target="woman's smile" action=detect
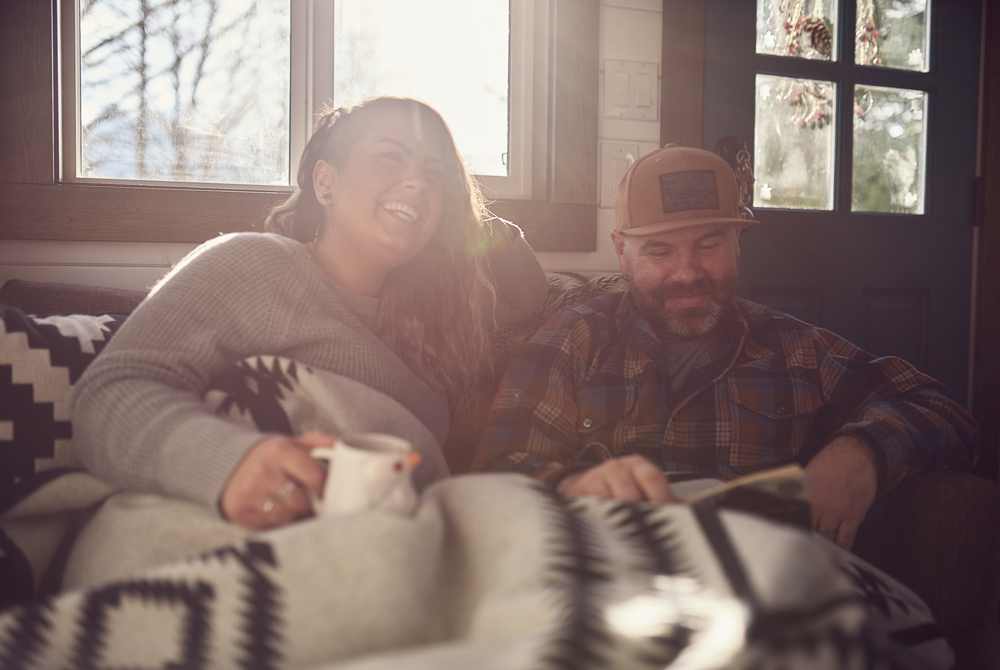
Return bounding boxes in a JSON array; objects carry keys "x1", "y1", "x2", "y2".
[{"x1": 381, "y1": 200, "x2": 420, "y2": 224}]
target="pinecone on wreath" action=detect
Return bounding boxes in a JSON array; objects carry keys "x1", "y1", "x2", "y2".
[{"x1": 801, "y1": 18, "x2": 832, "y2": 56}]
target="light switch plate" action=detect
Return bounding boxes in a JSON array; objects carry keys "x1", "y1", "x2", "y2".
[
  {"x1": 604, "y1": 60, "x2": 659, "y2": 121},
  {"x1": 601, "y1": 142, "x2": 640, "y2": 208}
]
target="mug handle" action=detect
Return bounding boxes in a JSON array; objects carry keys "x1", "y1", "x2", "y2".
[{"x1": 308, "y1": 446, "x2": 338, "y2": 513}]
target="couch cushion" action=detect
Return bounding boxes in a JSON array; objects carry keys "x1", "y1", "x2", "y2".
[
  {"x1": 0, "y1": 279, "x2": 147, "y2": 316},
  {"x1": 0, "y1": 307, "x2": 127, "y2": 494}
]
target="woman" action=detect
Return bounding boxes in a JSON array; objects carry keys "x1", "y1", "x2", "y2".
[{"x1": 70, "y1": 96, "x2": 547, "y2": 530}]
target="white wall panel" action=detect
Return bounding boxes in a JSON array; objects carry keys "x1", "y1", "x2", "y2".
[
  {"x1": 576, "y1": 0, "x2": 663, "y2": 272},
  {"x1": 599, "y1": 4, "x2": 662, "y2": 64}
]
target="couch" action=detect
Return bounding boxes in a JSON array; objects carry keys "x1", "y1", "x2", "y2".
[{"x1": 2, "y1": 276, "x2": 998, "y2": 668}]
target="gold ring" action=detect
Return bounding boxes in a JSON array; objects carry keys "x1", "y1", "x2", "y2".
[
  {"x1": 278, "y1": 481, "x2": 296, "y2": 500},
  {"x1": 263, "y1": 499, "x2": 275, "y2": 514}
]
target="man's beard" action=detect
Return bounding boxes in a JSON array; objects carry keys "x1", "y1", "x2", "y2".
[{"x1": 626, "y1": 264, "x2": 740, "y2": 341}]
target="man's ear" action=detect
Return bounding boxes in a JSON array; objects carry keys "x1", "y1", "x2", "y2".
[
  {"x1": 611, "y1": 230, "x2": 629, "y2": 276},
  {"x1": 313, "y1": 160, "x2": 338, "y2": 207}
]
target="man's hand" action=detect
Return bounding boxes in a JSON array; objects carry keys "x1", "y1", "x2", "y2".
[
  {"x1": 219, "y1": 430, "x2": 335, "y2": 529},
  {"x1": 805, "y1": 435, "x2": 878, "y2": 550},
  {"x1": 556, "y1": 455, "x2": 676, "y2": 504}
]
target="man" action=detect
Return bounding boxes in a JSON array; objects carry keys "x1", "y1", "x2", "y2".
[{"x1": 473, "y1": 145, "x2": 978, "y2": 550}]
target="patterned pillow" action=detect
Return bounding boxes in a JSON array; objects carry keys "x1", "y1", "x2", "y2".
[{"x1": 0, "y1": 306, "x2": 127, "y2": 494}]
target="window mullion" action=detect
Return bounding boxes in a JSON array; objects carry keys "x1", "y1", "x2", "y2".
[
  {"x1": 59, "y1": 0, "x2": 80, "y2": 184},
  {"x1": 835, "y1": 0, "x2": 857, "y2": 215}
]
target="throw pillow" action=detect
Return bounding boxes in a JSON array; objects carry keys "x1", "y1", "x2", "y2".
[{"x1": 0, "y1": 306, "x2": 127, "y2": 494}]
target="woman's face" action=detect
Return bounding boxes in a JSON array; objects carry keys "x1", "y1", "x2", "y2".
[{"x1": 317, "y1": 106, "x2": 450, "y2": 276}]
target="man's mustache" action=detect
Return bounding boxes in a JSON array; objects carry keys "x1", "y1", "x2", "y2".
[{"x1": 650, "y1": 277, "x2": 727, "y2": 301}]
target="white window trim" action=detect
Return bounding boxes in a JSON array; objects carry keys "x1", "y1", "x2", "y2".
[
  {"x1": 59, "y1": 0, "x2": 80, "y2": 187},
  {"x1": 59, "y1": 0, "x2": 538, "y2": 200},
  {"x1": 476, "y1": 0, "x2": 535, "y2": 200}
]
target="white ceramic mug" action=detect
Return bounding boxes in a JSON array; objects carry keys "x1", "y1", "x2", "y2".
[{"x1": 310, "y1": 433, "x2": 421, "y2": 517}]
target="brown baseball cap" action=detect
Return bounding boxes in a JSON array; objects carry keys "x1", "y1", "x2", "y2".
[{"x1": 615, "y1": 144, "x2": 759, "y2": 236}]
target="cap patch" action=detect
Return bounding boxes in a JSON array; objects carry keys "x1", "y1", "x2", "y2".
[{"x1": 659, "y1": 170, "x2": 719, "y2": 214}]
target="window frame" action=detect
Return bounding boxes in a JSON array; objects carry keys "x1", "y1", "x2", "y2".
[
  {"x1": 0, "y1": 0, "x2": 598, "y2": 251},
  {"x1": 61, "y1": 0, "x2": 536, "y2": 199},
  {"x1": 751, "y1": 0, "x2": 937, "y2": 219}
]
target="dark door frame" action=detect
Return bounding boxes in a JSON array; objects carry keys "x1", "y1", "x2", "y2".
[{"x1": 972, "y1": 0, "x2": 1000, "y2": 483}]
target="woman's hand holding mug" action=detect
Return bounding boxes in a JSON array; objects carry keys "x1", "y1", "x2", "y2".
[{"x1": 219, "y1": 430, "x2": 336, "y2": 530}]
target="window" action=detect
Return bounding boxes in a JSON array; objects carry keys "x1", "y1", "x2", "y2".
[
  {"x1": 752, "y1": 0, "x2": 931, "y2": 214},
  {"x1": 72, "y1": 0, "x2": 292, "y2": 186},
  {"x1": 64, "y1": 0, "x2": 534, "y2": 199},
  {"x1": 1, "y1": 0, "x2": 596, "y2": 249}
]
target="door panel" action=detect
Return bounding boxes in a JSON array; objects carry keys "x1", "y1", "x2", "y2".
[
  {"x1": 746, "y1": 286, "x2": 823, "y2": 324},
  {"x1": 703, "y1": 0, "x2": 981, "y2": 403},
  {"x1": 864, "y1": 289, "x2": 929, "y2": 370}
]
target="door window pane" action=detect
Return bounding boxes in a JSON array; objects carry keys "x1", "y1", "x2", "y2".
[
  {"x1": 855, "y1": 0, "x2": 929, "y2": 71},
  {"x1": 756, "y1": 0, "x2": 838, "y2": 61},
  {"x1": 334, "y1": 0, "x2": 510, "y2": 177},
  {"x1": 79, "y1": 0, "x2": 290, "y2": 185},
  {"x1": 754, "y1": 75, "x2": 836, "y2": 210},
  {"x1": 852, "y1": 85, "x2": 927, "y2": 213}
]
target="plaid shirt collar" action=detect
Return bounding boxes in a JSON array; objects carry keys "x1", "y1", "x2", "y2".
[{"x1": 614, "y1": 292, "x2": 793, "y2": 409}]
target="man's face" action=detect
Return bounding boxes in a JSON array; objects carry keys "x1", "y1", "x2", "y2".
[{"x1": 612, "y1": 225, "x2": 741, "y2": 341}]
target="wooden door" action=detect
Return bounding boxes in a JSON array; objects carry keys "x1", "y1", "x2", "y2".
[{"x1": 701, "y1": 0, "x2": 981, "y2": 407}]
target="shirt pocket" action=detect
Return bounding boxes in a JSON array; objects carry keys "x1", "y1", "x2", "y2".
[
  {"x1": 725, "y1": 375, "x2": 824, "y2": 472},
  {"x1": 573, "y1": 384, "x2": 643, "y2": 465},
  {"x1": 574, "y1": 368, "x2": 666, "y2": 466},
  {"x1": 572, "y1": 397, "x2": 619, "y2": 465}
]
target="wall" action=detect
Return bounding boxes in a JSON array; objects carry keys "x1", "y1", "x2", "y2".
[
  {"x1": 0, "y1": 240, "x2": 196, "y2": 293},
  {"x1": 0, "y1": 0, "x2": 662, "y2": 291},
  {"x1": 536, "y1": 0, "x2": 662, "y2": 272}
]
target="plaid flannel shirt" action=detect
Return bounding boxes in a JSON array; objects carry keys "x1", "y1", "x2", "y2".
[{"x1": 473, "y1": 293, "x2": 978, "y2": 493}]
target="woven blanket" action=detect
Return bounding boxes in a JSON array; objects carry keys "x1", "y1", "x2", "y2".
[
  {"x1": 0, "y1": 472, "x2": 925, "y2": 670},
  {"x1": 0, "y1": 354, "x2": 954, "y2": 669}
]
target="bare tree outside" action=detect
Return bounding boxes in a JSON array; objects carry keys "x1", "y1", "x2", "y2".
[
  {"x1": 79, "y1": 0, "x2": 290, "y2": 185},
  {"x1": 78, "y1": 0, "x2": 511, "y2": 185}
]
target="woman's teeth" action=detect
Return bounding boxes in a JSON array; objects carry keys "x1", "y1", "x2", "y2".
[{"x1": 382, "y1": 202, "x2": 418, "y2": 222}]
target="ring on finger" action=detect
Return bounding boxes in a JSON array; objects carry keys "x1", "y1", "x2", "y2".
[
  {"x1": 277, "y1": 481, "x2": 296, "y2": 500},
  {"x1": 263, "y1": 499, "x2": 275, "y2": 514}
]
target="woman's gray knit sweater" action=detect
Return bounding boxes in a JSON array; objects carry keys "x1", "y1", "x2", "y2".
[{"x1": 70, "y1": 232, "x2": 547, "y2": 509}]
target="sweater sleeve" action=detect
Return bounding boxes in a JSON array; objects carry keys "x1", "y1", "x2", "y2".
[
  {"x1": 70, "y1": 234, "x2": 306, "y2": 509},
  {"x1": 484, "y1": 222, "x2": 548, "y2": 328}
]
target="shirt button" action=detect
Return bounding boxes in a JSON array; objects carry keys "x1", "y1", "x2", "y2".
[
  {"x1": 776, "y1": 406, "x2": 786, "y2": 415},
  {"x1": 582, "y1": 418, "x2": 593, "y2": 428}
]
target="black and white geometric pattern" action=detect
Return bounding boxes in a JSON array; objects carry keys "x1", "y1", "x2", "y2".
[
  {"x1": 205, "y1": 356, "x2": 307, "y2": 436},
  {"x1": 0, "y1": 307, "x2": 126, "y2": 493},
  {"x1": 836, "y1": 557, "x2": 953, "y2": 666},
  {"x1": 0, "y1": 540, "x2": 282, "y2": 670},
  {"x1": 0, "y1": 469, "x2": 955, "y2": 669}
]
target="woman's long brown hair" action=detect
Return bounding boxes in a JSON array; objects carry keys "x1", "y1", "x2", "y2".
[{"x1": 264, "y1": 97, "x2": 497, "y2": 412}]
